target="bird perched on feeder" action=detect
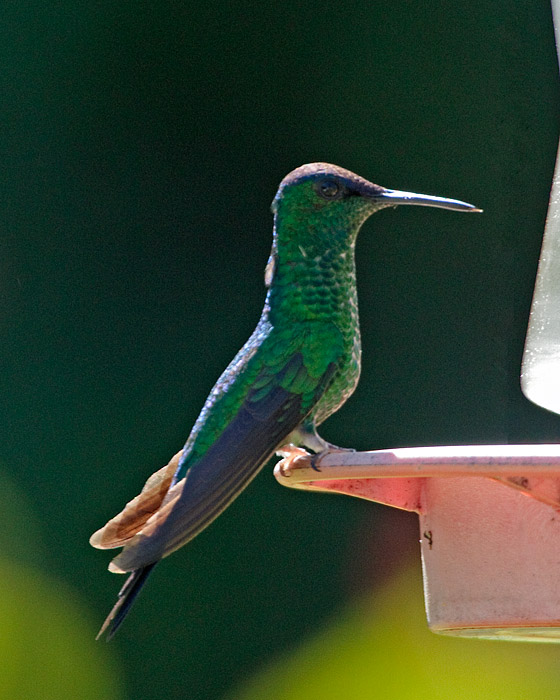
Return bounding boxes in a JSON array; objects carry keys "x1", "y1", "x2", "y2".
[{"x1": 91, "y1": 162, "x2": 480, "y2": 638}]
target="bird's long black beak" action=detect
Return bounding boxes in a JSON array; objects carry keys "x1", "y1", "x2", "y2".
[{"x1": 375, "y1": 188, "x2": 482, "y2": 213}]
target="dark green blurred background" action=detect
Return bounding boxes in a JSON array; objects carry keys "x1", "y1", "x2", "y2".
[{"x1": 1, "y1": 1, "x2": 560, "y2": 698}]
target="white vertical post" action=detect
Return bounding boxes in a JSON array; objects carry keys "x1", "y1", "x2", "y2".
[{"x1": 521, "y1": 0, "x2": 560, "y2": 414}]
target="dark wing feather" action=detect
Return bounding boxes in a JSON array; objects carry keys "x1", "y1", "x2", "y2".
[
  {"x1": 96, "y1": 563, "x2": 157, "y2": 640},
  {"x1": 110, "y1": 353, "x2": 336, "y2": 573},
  {"x1": 96, "y1": 353, "x2": 336, "y2": 639}
]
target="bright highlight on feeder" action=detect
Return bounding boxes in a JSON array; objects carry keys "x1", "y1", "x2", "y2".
[{"x1": 522, "y1": 121, "x2": 560, "y2": 414}]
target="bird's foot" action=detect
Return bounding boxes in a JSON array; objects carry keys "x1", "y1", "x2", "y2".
[
  {"x1": 276, "y1": 444, "x2": 312, "y2": 477},
  {"x1": 276, "y1": 442, "x2": 356, "y2": 475}
]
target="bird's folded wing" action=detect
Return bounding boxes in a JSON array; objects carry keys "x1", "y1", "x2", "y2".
[{"x1": 105, "y1": 351, "x2": 337, "y2": 573}]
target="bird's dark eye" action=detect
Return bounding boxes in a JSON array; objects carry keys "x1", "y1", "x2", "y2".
[{"x1": 315, "y1": 178, "x2": 342, "y2": 200}]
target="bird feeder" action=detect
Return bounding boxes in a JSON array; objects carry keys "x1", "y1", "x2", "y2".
[
  {"x1": 275, "y1": 445, "x2": 560, "y2": 642},
  {"x1": 275, "y1": 0, "x2": 560, "y2": 643}
]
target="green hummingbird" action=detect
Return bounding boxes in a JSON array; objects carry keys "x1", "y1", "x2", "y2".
[{"x1": 91, "y1": 163, "x2": 480, "y2": 638}]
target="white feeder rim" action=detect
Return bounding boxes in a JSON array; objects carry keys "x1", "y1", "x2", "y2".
[{"x1": 274, "y1": 444, "x2": 560, "y2": 485}]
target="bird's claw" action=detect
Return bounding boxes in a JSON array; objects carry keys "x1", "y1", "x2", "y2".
[
  {"x1": 309, "y1": 453, "x2": 322, "y2": 472},
  {"x1": 275, "y1": 444, "x2": 311, "y2": 477},
  {"x1": 276, "y1": 443, "x2": 356, "y2": 475}
]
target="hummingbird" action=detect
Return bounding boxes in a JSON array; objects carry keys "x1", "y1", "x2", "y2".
[{"x1": 90, "y1": 163, "x2": 480, "y2": 638}]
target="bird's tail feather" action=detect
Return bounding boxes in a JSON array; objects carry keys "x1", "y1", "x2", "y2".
[{"x1": 96, "y1": 562, "x2": 157, "y2": 641}]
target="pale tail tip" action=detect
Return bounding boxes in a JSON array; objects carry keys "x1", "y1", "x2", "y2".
[
  {"x1": 89, "y1": 530, "x2": 103, "y2": 548},
  {"x1": 108, "y1": 561, "x2": 127, "y2": 574}
]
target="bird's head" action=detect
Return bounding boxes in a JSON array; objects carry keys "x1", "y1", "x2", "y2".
[
  {"x1": 264, "y1": 162, "x2": 480, "y2": 288},
  {"x1": 271, "y1": 162, "x2": 481, "y2": 232}
]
